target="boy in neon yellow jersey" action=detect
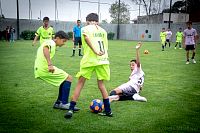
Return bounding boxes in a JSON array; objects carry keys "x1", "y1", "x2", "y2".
[
  {"x1": 65, "y1": 13, "x2": 112, "y2": 119},
  {"x1": 174, "y1": 28, "x2": 183, "y2": 49},
  {"x1": 33, "y1": 17, "x2": 55, "y2": 46},
  {"x1": 160, "y1": 28, "x2": 167, "y2": 51},
  {"x1": 34, "y1": 31, "x2": 79, "y2": 111}
]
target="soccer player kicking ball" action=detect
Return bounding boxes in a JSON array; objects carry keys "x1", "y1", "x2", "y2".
[
  {"x1": 34, "y1": 31, "x2": 79, "y2": 111},
  {"x1": 109, "y1": 42, "x2": 147, "y2": 103},
  {"x1": 183, "y1": 21, "x2": 198, "y2": 64},
  {"x1": 65, "y1": 13, "x2": 112, "y2": 119}
]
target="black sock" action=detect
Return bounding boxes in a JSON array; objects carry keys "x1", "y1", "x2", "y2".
[
  {"x1": 72, "y1": 49, "x2": 75, "y2": 56},
  {"x1": 61, "y1": 81, "x2": 71, "y2": 104},
  {"x1": 119, "y1": 95, "x2": 133, "y2": 101},
  {"x1": 79, "y1": 48, "x2": 81, "y2": 55},
  {"x1": 165, "y1": 43, "x2": 166, "y2": 47},
  {"x1": 175, "y1": 43, "x2": 178, "y2": 47},
  {"x1": 56, "y1": 82, "x2": 64, "y2": 103},
  {"x1": 69, "y1": 101, "x2": 76, "y2": 110},
  {"x1": 192, "y1": 53, "x2": 195, "y2": 59},
  {"x1": 169, "y1": 43, "x2": 171, "y2": 47},
  {"x1": 103, "y1": 98, "x2": 111, "y2": 113},
  {"x1": 162, "y1": 45, "x2": 164, "y2": 50}
]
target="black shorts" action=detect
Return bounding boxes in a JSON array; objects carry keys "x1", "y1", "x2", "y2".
[
  {"x1": 74, "y1": 37, "x2": 82, "y2": 46},
  {"x1": 185, "y1": 45, "x2": 195, "y2": 51},
  {"x1": 166, "y1": 39, "x2": 170, "y2": 42}
]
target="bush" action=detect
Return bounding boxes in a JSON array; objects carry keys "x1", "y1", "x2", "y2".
[
  {"x1": 107, "y1": 32, "x2": 115, "y2": 40},
  {"x1": 67, "y1": 31, "x2": 73, "y2": 39},
  {"x1": 20, "y1": 30, "x2": 35, "y2": 40}
]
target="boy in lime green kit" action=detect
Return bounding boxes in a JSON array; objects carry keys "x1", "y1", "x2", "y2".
[
  {"x1": 34, "y1": 31, "x2": 79, "y2": 111},
  {"x1": 174, "y1": 28, "x2": 183, "y2": 49},
  {"x1": 160, "y1": 28, "x2": 167, "y2": 51},
  {"x1": 33, "y1": 17, "x2": 55, "y2": 46},
  {"x1": 65, "y1": 13, "x2": 112, "y2": 119}
]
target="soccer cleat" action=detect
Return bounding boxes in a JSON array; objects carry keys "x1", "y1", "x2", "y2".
[
  {"x1": 59, "y1": 103, "x2": 70, "y2": 110},
  {"x1": 79, "y1": 54, "x2": 83, "y2": 56},
  {"x1": 174, "y1": 47, "x2": 176, "y2": 49},
  {"x1": 192, "y1": 59, "x2": 196, "y2": 64},
  {"x1": 65, "y1": 110, "x2": 73, "y2": 119},
  {"x1": 98, "y1": 111, "x2": 113, "y2": 117},
  {"x1": 132, "y1": 94, "x2": 147, "y2": 102},
  {"x1": 186, "y1": 61, "x2": 189, "y2": 65},
  {"x1": 53, "y1": 102, "x2": 61, "y2": 109}
]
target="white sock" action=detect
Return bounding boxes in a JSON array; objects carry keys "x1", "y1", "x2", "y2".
[{"x1": 132, "y1": 93, "x2": 147, "y2": 102}]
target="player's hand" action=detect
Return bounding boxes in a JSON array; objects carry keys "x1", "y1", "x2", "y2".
[
  {"x1": 48, "y1": 65, "x2": 55, "y2": 73},
  {"x1": 136, "y1": 42, "x2": 142, "y2": 50},
  {"x1": 95, "y1": 50, "x2": 104, "y2": 56}
]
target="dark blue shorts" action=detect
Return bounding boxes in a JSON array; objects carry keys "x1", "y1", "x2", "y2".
[{"x1": 74, "y1": 37, "x2": 82, "y2": 46}]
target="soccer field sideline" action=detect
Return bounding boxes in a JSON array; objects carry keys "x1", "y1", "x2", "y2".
[{"x1": 0, "y1": 40, "x2": 200, "y2": 132}]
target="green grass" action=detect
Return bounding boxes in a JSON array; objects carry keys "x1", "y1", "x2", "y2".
[{"x1": 0, "y1": 40, "x2": 200, "y2": 133}]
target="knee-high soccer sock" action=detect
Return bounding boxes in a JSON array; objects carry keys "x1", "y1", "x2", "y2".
[
  {"x1": 165, "y1": 42, "x2": 167, "y2": 47},
  {"x1": 175, "y1": 42, "x2": 178, "y2": 47},
  {"x1": 192, "y1": 52, "x2": 196, "y2": 59},
  {"x1": 169, "y1": 42, "x2": 171, "y2": 47},
  {"x1": 119, "y1": 95, "x2": 133, "y2": 101},
  {"x1": 61, "y1": 81, "x2": 71, "y2": 104},
  {"x1": 55, "y1": 82, "x2": 64, "y2": 104},
  {"x1": 79, "y1": 48, "x2": 82, "y2": 56},
  {"x1": 103, "y1": 98, "x2": 111, "y2": 113},
  {"x1": 179, "y1": 43, "x2": 181, "y2": 48},
  {"x1": 69, "y1": 101, "x2": 76, "y2": 111},
  {"x1": 72, "y1": 48, "x2": 75, "y2": 56},
  {"x1": 162, "y1": 45, "x2": 164, "y2": 50}
]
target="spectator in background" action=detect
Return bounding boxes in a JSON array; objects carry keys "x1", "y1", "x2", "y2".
[
  {"x1": 9, "y1": 26, "x2": 15, "y2": 43},
  {"x1": 5, "y1": 26, "x2": 10, "y2": 42}
]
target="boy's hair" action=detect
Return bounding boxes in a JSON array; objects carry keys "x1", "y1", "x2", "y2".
[
  {"x1": 186, "y1": 21, "x2": 192, "y2": 25},
  {"x1": 55, "y1": 31, "x2": 69, "y2": 40},
  {"x1": 179, "y1": 27, "x2": 182, "y2": 30},
  {"x1": 130, "y1": 59, "x2": 136, "y2": 63},
  {"x1": 86, "y1": 13, "x2": 99, "y2": 22},
  {"x1": 43, "y1": 17, "x2": 49, "y2": 22},
  {"x1": 162, "y1": 28, "x2": 165, "y2": 30},
  {"x1": 77, "y1": 20, "x2": 81, "y2": 22}
]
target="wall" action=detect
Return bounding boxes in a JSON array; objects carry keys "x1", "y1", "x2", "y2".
[{"x1": 0, "y1": 18, "x2": 199, "y2": 42}]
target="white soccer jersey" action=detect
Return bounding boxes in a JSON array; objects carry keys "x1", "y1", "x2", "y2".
[
  {"x1": 184, "y1": 28, "x2": 197, "y2": 45},
  {"x1": 166, "y1": 31, "x2": 172, "y2": 39},
  {"x1": 127, "y1": 65, "x2": 145, "y2": 93}
]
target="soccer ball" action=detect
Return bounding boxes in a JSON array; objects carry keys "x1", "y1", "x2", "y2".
[
  {"x1": 90, "y1": 99, "x2": 104, "y2": 113},
  {"x1": 144, "y1": 50, "x2": 149, "y2": 54}
]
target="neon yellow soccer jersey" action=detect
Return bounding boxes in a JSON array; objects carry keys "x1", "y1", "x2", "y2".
[
  {"x1": 34, "y1": 40, "x2": 56, "y2": 71},
  {"x1": 160, "y1": 31, "x2": 167, "y2": 42},
  {"x1": 35, "y1": 26, "x2": 55, "y2": 44},
  {"x1": 176, "y1": 31, "x2": 183, "y2": 42},
  {"x1": 81, "y1": 25, "x2": 109, "y2": 68}
]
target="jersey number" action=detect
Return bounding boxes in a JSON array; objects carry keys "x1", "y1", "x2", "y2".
[
  {"x1": 98, "y1": 41, "x2": 105, "y2": 53},
  {"x1": 138, "y1": 77, "x2": 143, "y2": 85}
]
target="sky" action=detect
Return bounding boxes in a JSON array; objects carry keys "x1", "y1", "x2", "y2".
[{"x1": 0, "y1": 0, "x2": 174, "y2": 22}]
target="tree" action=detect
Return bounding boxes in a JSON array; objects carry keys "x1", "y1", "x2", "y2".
[
  {"x1": 101, "y1": 19, "x2": 108, "y2": 24},
  {"x1": 109, "y1": 1, "x2": 130, "y2": 24},
  {"x1": 131, "y1": 0, "x2": 160, "y2": 16}
]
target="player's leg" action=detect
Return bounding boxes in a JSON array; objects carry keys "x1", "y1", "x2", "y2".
[
  {"x1": 175, "y1": 41, "x2": 178, "y2": 49},
  {"x1": 169, "y1": 40, "x2": 171, "y2": 48},
  {"x1": 186, "y1": 46, "x2": 190, "y2": 64},
  {"x1": 191, "y1": 45, "x2": 196, "y2": 64},
  {"x1": 95, "y1": 65, "x2": 112, "y2": 117},
  {"x1": 97, "y1": 80, "x2": 113, "y2": 117},
  {"x1": 78, "y1": 37, "x2": 83, "y2": 56},
  {"x1": 65, "y1": 67, "x2": 93, "y2": 118},
  {"x1": 132, "y1": 93, "x2": 147, "y2": 102},
  {"x1": 71, "y1": 38, "x2": 78, "y2": 56},
  {"x1": 162, "y1": 41, "x2": 165, "y2": 51}
]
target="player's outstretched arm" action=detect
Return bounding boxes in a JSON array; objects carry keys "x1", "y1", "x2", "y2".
[
  {"x1": 136, "y1": 42, "x2": 142, "y2": 68},
  {"x1": 43, "y1": 46, "x2": 54, "y2": 73}
]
